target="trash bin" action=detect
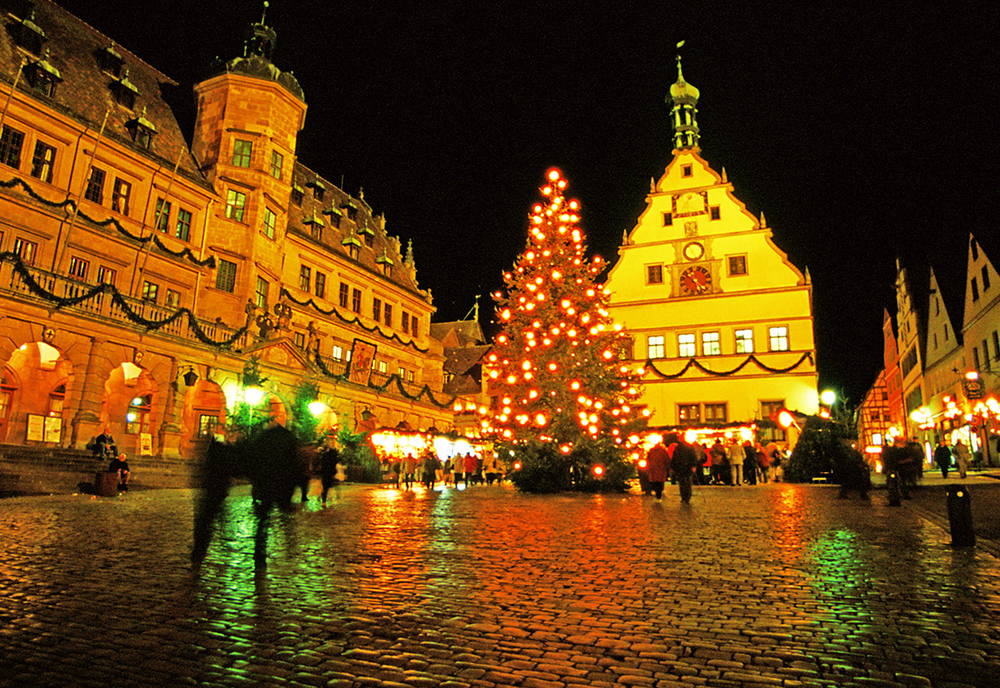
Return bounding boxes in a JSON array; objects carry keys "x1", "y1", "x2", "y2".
[
  {"x1": 95, "y1": 471, "x2": 118, "y2": 497},
  {"x1": 946, "y1": 485, "x2": 975, "y2": 547},
  {"x1": 886, "y1": 470, "x2": 901, "y2": 506}
]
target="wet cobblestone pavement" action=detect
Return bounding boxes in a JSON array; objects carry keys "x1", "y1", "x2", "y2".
[{"x1": 2, "y1": 482, "x2": 1000, "y2": 687}]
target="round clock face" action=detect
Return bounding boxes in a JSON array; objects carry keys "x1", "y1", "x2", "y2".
[
  {"x1": 680, "y1": 266, "x2": 712, "y2": 295},
  {"x1": 682, "y1": 242, "x2": 704, "y2": 261}
]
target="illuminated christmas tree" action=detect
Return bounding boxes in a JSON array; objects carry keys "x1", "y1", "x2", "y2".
[{"x1": 489, "y1": 169, "x2": 648, "y2": 491}]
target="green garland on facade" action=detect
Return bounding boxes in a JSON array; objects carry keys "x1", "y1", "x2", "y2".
[
  {"x1": 282, "y1": 287, "x2": 430, "y2": 352},
  {"x1": 644, "y1": 351, "x2": 815, "y2": 379},
  {"x1": 311, "y1": 350, "x2": 456, "y2": 409},
  {"x1": 1, "y1": 176, "x2": 215, "y2": 268},
  {"x1": 1, "y1": 251, "x2": 246, "y2": 347}
]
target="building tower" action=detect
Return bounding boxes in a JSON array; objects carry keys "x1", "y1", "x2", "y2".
[
  {"x1": 668, "y1": 49, "x2": 700, "y2": 151},
  {"x1": 191, "y1": 8, "x2": 308, "y2": 326}
]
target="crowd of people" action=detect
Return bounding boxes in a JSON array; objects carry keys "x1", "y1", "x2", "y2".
[
  {"x1": 641, "y1": 435, "x2": 787, "y2": 498},
  {"x1": 385, "y1": 451, "x2": 504, "y2": 491}
]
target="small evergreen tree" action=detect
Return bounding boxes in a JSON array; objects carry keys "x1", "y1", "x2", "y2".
[
  {"x1": 490, "y1": 169, "x2": 647, "y2": 492},
  {"x1": 784, "y1": 415, "x2": 855, "y2": 482}
]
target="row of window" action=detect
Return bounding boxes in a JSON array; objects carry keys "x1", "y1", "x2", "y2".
[
  {"x1": 231, "y1": 138, "x2": 285, "y2": 182},
  {"x1": 335, "y1": 281, "x2": 421, "y2": 336},
  {"x1": 645, "y1": 326, "x2": 790, "y2": 359},
  {"x1": 0, "y1": 123, "x2": 196, "y2": 240},
  {"x1": 646, "y1": 255, "x2": 747, "y2": 285},
  {"x1": 672, "y1": 399, "x2": 787, "y2": 431},
  {"x1": 322, "y1": 342, "x2": 417, "y2": 383}
]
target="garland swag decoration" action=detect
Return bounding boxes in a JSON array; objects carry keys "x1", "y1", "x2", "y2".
[
  {"x1": 1, "y1": 176, "x2": 215, "y2": 268},
  {"x1": 282, "y1": 287, "x2": 429, "y2": 353},
  {"x1": 312, "y1": 350, "x2": 455, "y2": 409},
  {"x1": 644, "y1": 352, "x2": 815, "y2": 379},
  {"x1": 2, "y1": 252, "x2": 246, "y2": 347}
]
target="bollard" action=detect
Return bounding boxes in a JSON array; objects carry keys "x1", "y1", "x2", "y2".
[
  {"x1": 886, "y1": 470, "x2": 901, "y2": 506},
  {"x1": 946, "y1": 485, "x2": 976, "y2": 547}
]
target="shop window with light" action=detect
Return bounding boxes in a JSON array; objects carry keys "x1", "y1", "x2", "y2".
[
  {"x1": 49, "y1": 384, "x2": 65, "y2": 417},
  {"x1": 270, "y1": 150, "x2": 283, "y2": 179},
  {"x1": 768, "y1": 326, "x2": 789, "y2": 351},
  {"x1": 262, "y1": 207, "x2": 276, "y2": 239},
  {"x1": 232, "y1": 139, "x2": 252, "y2": 168},
  {"x1": 702, "y1": 331, "x2": 720, "y2": 356},
  {"x1": 678, "y1": 403, "x2": 700, "y2": 425},
  {"x1": 0, "y1": 125, "x2": 25, "y2": 169},
  {"x1": 255, "y1": 276, "x2": 269, "y2": 309},
  {"x1": 351, "y1": 288, "x2": 362, "y2": 313},
  {"x1": 678, "y1": 333, "x2": 696, "y2": 357},
  {"x1": 14, "y1": 237, "x2": 37, "y2": 264},
  {"x1": 125, "y1": 395, "x2": 151, "y2": 434},
  {"x1": 647, "y1": 335, "x2": 665, "y2": 359},
  {"x1": 198, "y1": 415, "x2": 219, "y2": 438},
  {"x1": 704, "y1": 403, "x2": 727, "y2": 423},
  {"x1": 68, "y1": 256, "x2": 88, "y2": 280},
  {"x1": 226, "y1": 189, "x2": 246, "y2": 223},
  {"x1": 215, "y1": 259, "x2": 236, "y2": 293},
  {"x1": 407, "y1": 370, "x2": 415, "y2": 383},
  {"x1": 84, "y1": 166, "x2": 105, "y2": 204},
  {"x1": 735, "y1": 328, "x2": 754, "y2": 353},
  {"x1": 332, "y1": 344, "x2": 344, "y2": 361},
  {"x1": 662, "y1": 212, "x2": 673, "y2": 227},
  {"x1": 30, "y1": 141, "x2": 55, "y2": 183},
  {"x1": 646, "y1": 264, "x2": 663, "y2": 284},
  {"x1": 397, "y1": 366, "x2": 406, "y2": 379},
  {"x1": 155, "y1": 198, "x2": 171, "y2": 232},
  {"x1": 315, "y1": 272, "x2": 326, "y2": 299},
  {"x1": 384, "y1": 303, "x2": 393, "y2": 327},
  {"x1": 165, "y1": 289, "x2": 180, "y2": 309},
  {"x1": 175, "y1": 208, "x2": 192, "y2": 241},
  {"x1": 97, "y1": 265, "x2": 117, "y2": 286},
  {"x1": 299, "y1": 265, "x2": 311, "y2": 292},
  {"x1": 728, "y1": 255, "x2": 747, "y2": 276},
  {"x1": 111, "y1": 178, "x2": 131, "y2": 214},
  {"x1": 142, "y1": 281, "x2": 159, "y2": 303},
  {"x1": 372, "y1": 297, "x2": 382, "y2": 322},
  {"x1": 377, "y1": 360, "x2": 387, "y2": 374}
]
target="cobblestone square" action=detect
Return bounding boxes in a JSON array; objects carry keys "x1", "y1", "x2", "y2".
[{"x1": 2, "y1": 482, "x2": 1000, "y2": 687}]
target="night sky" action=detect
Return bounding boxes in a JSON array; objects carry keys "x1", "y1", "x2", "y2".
[{"x1": 57, "y1": 0, "x2": 999, "y2": 406}]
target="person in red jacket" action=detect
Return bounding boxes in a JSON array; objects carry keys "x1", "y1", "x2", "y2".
[{"x1": 645, "y1": 439, "x2": 669, "y2": 500}]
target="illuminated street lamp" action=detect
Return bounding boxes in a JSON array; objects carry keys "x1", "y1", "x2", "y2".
[
  {"x1": 244, "y1": 386, "x2": 265, "y2": 407},
  {"x1": 820, "y1": 390, "x2": 836, "y2": 407}
]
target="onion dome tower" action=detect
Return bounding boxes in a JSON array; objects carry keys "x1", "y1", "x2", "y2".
[{"x1": 667, "y1": 46, "x2": 700, "y2": 151}]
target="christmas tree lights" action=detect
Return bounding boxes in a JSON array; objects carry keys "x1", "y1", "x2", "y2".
[{"x1": 489, "y1": 169, "x2": 648, "y2": 489}]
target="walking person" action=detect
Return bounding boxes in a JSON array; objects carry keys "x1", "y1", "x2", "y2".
[
  {"x1": 666, "y1": 433, "x2": 697, "y2": 503},
  {"x1": 645, "y1": 438, "x2": 669, "y2": 500},
  {"x1": 953, "y1": 439, "x2": 971, "y2": 479},
  {"x1": 319, "y1": 441, "x2": 342, "y2": 504},
  {"x1": 934, "y1": 438, "x2": 952, "y2": 479},
  {"x1": 709, "y1": 439, "x2": 726, "y2": 485},
  {"x1": 728, "y1": 437, "x2": 743, "y2": 485},
  {"x1": 757, "y1": 443, "x2": 770, "y2": 483},
  {"x1": 402, "y1": 453, "x2": 418, "y2": 490},
  {"x1": 742, "y1": 441, "x2": 757, "y2": 485}
]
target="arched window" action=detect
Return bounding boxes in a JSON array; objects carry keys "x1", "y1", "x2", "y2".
[{"x1": 125, "y1": 395, "x2": 151, "y2": 435}]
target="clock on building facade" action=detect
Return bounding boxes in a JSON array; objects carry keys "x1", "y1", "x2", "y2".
[{"x1": 679, "y1": 265, "x2": 712, "y2": 295}]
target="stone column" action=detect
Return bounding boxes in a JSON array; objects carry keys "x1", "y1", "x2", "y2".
[
  {"x1": 70, "y1": 336, "x2": 106, "y2": 450},
  {"x1": 157, "y1": 355, "x2": 183, "y2": 459}
]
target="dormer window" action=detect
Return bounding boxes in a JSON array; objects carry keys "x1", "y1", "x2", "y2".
[
  {"x1": 291, "y1": 184, "x2": 304, "y2": 206},
  {"x1": 342, "y1": 235, "x2": 361, "y2": 260},
  {"x1": 345, "y1": 200, "x2": 358, "y2": 221},
  {"x1": 359, "y1": 221, "x2": 375, "y2": 246},
  {"x1": 306, "y1": 178, "x2": 325, "y2": 202},
  {"x1": 99, "y1": 42, "x2": 124, "y2": 77},
  {"x1": 112, "y1": 69, "x2": 139, "y2": 110},
  {"x1": 376, "y1": 252, "x2": 393, "y2": 278},
  {"x1": 126, "y1": 108, "x2": 156, "y2": 150},
  {"x1": 15, "y1": 10, "x2": 46, "y2": 56},
  {"x1": 28, "y1": 51, "x2": 61, "y2": 98}
]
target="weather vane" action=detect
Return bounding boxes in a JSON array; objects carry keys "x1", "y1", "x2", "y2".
[{"x1": 261, "y1": 1, "x2": 269, "y2": 25}]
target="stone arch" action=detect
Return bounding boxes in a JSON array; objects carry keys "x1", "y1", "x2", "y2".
[
  {"x1": 2, "y1": 341, "x2": 74, "y2": 445},
  {"x1": 100, "y1": 362, "x2": 157, "y2": 457},
  {"x1": 180, "y1": 379, "x2": 229, "y2": 457}
]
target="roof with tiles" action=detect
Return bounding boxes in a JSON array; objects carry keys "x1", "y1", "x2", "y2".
[
  {"x1": 0, "y1": 0, "x2": 209, "y2": 187},
  {"x1": 287, "y1": 160, "x2": 430, "y2": 302}
]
